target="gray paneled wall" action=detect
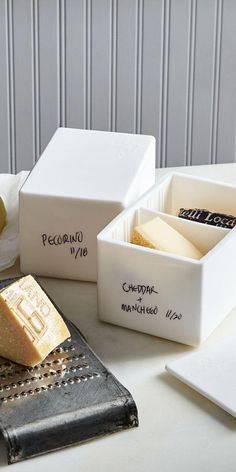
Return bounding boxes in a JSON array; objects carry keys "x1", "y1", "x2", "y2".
[{"x1": 0, "y1": 0, "x2": 236, "y2": 172}]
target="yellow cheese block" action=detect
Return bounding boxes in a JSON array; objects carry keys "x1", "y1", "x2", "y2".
[
  {"x1": 0, "y1": 197, "x2": 6, "y2": 233},
  {"x1": 131, "y1": 216, "x2": 203, "y2": 260},
  {"x1": 0, "y1": 275, "x2": 70, "y2": 366}
]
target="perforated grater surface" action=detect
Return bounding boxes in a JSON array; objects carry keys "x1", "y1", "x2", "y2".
[{"x1": 0, "y1": 277, "x2": 138, "y2": 464}]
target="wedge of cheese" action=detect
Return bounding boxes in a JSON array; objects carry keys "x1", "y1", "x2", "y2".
[
  {"x1": 0, "y1": 197, "x2": 6, "y2": 233},
  {"x1": 131, "y1": 216, "x2": 203, "y2": 260},
  {"x1": 0, "y1": 275, "x2": 70, "y2": 366}
]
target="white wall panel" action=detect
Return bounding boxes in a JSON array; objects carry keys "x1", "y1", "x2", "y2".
[
  {"x1": 65, "y1": 0, "x2": 85, "y2": 129},
  {"x1": 38, "y1": 0, "x2": 60, "y2": 154},
  {"x1": 0, "y1": 0, "x2": 235, "y2": 171},
  {"x1": 216, "y1": 0, "x2": 236, "y2": 164},
  {"x1": 12, "y1": 0, "x2": 34, "y2": 171},
  {"x1": 116, "y1": 0, "x2": 137, "y2": 133},
  {"x1": 165, "y1": 0, "x2": 190, "y2": 168},
  {"x1": 91, "y1": 0, "x2": 110, "y2": 130},
  {"x1": 142, "y1": 0, "x2": 163, "y2": 167},
  {"x1": 0, "y1": 0, "x2": 11, "y2": 172},
  {"x1": 191, "y1": 0, "x2": 216, "y2": 165}
]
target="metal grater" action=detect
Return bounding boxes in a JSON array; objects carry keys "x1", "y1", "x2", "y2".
[
  {"x1": 0, "y1": 340, "x2": 97, "y2": 404},
  {"x1": 0, "y1": 277, "x2": 138, "y2": 464}
]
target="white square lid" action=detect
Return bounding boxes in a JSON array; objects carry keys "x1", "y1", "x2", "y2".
[
  {"x1": 22, "y1": 128, "x2": 155, "y2": 203},
  {"x1": 166, "y1": 337, "x2": 236, "y2": 417}
]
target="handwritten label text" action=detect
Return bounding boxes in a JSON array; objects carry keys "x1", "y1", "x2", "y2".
[
  {"x1": 122, "y1": 282, "x2": 158, "y2": 295},
  {"x1": 41, "y1": 231, "x2": 88, "y2": 260}
]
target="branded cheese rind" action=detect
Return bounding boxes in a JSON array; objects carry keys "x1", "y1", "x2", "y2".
[
  {"x1": 131, "y1": 216, "x2": 203, "y2": 260},
  {"x1": 0, "y1": 197, "x2": 6, "y2": 233},
  {"x1": 0, "y1": 275, "x2": 70, "y2": 366},
  {"x1": 178, "y1": 208, "x2": 236, "y2": 229}
]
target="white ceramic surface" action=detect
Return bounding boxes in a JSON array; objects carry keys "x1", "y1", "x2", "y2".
[
  {"x1": 19, "y1": 128, "x2": 155, "y2": 282},
  {"x1": 166, "y1": 336, "x2": 236, "y2": 417},
  {"x1": 98, "y1": 172, "x2": 236, "y2": 345}
]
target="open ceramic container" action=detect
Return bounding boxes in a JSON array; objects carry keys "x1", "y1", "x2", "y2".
[{"x1": 97, "y1": 172, "x2": 236, "y2": 346}]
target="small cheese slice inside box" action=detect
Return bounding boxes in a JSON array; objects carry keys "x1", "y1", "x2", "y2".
[
  {"x1": 131, "y1": 216, "x2": 203, "y2": 260},
  {"x1": 0, "y1": 275, "x2": 70, "y2": 366},
  {"x1": 19, "y1": 128, "x2": 155, "y2": 281}
]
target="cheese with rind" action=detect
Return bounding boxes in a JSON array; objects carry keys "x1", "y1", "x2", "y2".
[
  {"x1": 0, "y1": 197, "x2": 6, "y2": 233},
  {"x1": 131, "y1": 216, "x2": 203, "y2": 260},
  {"x1": 0, "y1": 275, "x2": 70, "y2": 366}
]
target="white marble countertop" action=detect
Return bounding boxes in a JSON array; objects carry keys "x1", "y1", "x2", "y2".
[{"x1": 1, "y1": 163, "x2": 236, "y2": 472}]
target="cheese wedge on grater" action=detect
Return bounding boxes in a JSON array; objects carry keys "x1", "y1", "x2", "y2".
[{"x1": 0, "y1": 275, "x2": 70, "y2": 366}]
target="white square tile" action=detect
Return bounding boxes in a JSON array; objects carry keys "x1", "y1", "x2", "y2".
[{"x1": 166, "y1": 337, "x2": 236, "y2": 417}]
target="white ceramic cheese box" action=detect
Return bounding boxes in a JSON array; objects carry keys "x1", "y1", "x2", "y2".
[
  {"x1": 97, "y1": 172, "x2": 236, "y2": 346},
  {"x1": 19, "y1": 127, "x2": 155, "y2": 282}
]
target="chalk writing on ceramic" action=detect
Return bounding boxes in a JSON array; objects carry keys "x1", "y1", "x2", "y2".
[
  {"x1": 121, "y1": 303, "x2": 158, "y2": 315},
  {"x1": 165, "y1": 309, "x2": 182, "y2": 321},
  {"x1": 70, "y1": 246, "x2": 88, "y2": 259},
  {"x1": 121, "y1": 282, "x2": 159, "y2": 316},
  {"x1": 41, "y1": 232, "x2": 83, "y2": 246},
  {"x1": 41, "y1": 231, "x2": 88, "y2": 260},
  {"x1": 122, "y1": 282, "x2": 158, "y2": 295}
]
